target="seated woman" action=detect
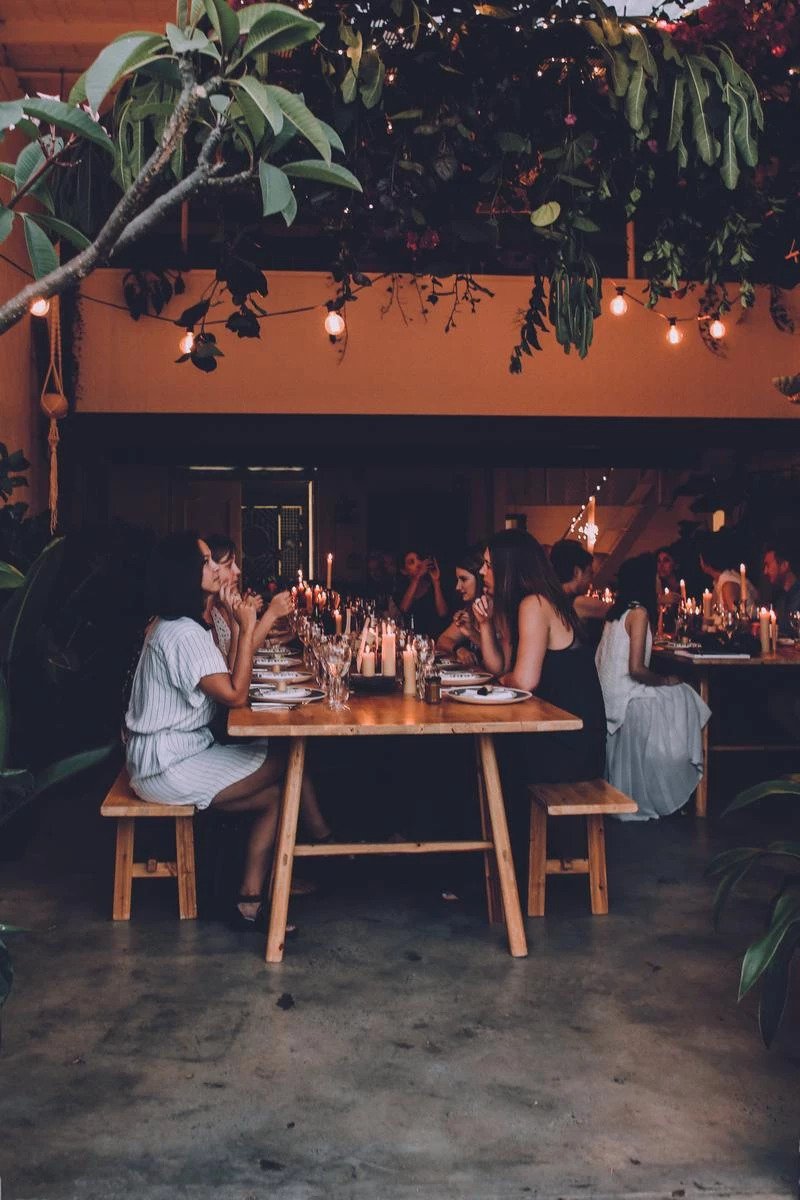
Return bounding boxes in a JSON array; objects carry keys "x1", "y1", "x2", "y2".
[
  {"x1": 435, "y1": 545, "x2": 484, "y2": 665},
  {"x1": 125, "y1": 532, "x2": 330, "y2": 929},
  {"x1": 698, "y1": 530, "x2": 758, "y2": 613},
  {"x1": 473, "y1": 529, "x2": 606, "y2": 785},
  {"x1": 205, "y1": 534, "x2": 292, "y2": 667},
  {"x1": 394, "y1": 548, "x2": 449, "y2": 637},
  {"x1": 549, "y1": 539, "x2": 610, "y2": 622},
  {"x1": 595, "y1": 553, "x2": 711, "y2": 820}
]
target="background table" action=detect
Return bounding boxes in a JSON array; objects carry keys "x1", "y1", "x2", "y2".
[
  {"x1": 229, "y1": 693, "x2": 582, "y2": 962},
  {"x1": 652, "y1": 645, "x2": 800, "y2": 817}
]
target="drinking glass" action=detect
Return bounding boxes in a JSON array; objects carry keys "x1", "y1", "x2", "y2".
[
  {"x1": 790, "y1": 611, "x2": 800, "y2": 647},
  {"x1": 413, "y1": 636, "x2": 435, "y2": 700},
  {"x1": 324, "y1": 637, "x2": 352, "y2": 710}
]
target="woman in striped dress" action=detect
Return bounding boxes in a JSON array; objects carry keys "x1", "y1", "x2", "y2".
[{"x1": 125, "y1": 532, "x2": 329, "y2": 929}]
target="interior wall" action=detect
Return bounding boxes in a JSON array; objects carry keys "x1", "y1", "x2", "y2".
[
  {"x1": 0, "y1": 237, "x2": 43, "y2": 513},
  {"x1": 76, "y1": 271, "x2": 800, "y2": 421}
]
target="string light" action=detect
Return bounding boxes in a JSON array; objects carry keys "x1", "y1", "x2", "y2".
[
  {"x1": 709, "y1": 316, "x2": 726, "y2": 339},
  {"x1": 325, "y1": 310, "x2": 346, "y2": 337},
  {"x1": 666, "y1": 318, "x2": 683, "y2": 346},
  {"x1": 566, "y1": 470, "x2": 614, "y2": 544},
  {"x1": 178, "y1": 330, "x2": 195, "y2": 354},
  {"x1": 29, "y1": 296, "x2": 50, "y2": 317},
  {"x1": 609, "y1": 286, "x2": 628, "y2": 316}
]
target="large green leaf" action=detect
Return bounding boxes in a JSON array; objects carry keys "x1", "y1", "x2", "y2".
[
  {"x1": 685, "y1": 55, "x2": 717, "y2": 167},
  {"x1": 83, "y1": 35, "x2": 166, "y2": 112},
  {"x1": 0, "y1": 101, "x2": 24, "y2": 131},
  {"x1": 358, "y1": 50, "x2": 386, "y2": 110},
  {"x1": 623, "y1": 23, "x2": 658, "y2": 82},
  {"x1": 283, "y1": 160, "x2": 362, "y2": 191},
  {"x1": 264, "y1": 86, "x2": 331, "y2": 162},
  {"x1": 723, "y1": 779, "x2": 800, "y2": 817},
  {"x1": 233, "y1": 77, "x2": 284, "y2": 136},
  {"x1": 758, "y1": 932, "x2": 800, "y2": 1047},
  {"x1": 21, "y1": 215, "x2": 58, "y2": 280},
  {"x1": 739, "y1": 891, "x2": 800, "y2": 999},
  {"x1": 238, "y1": 7, "x2": 322, "y2": 60},
  {"x1": 165, "y1": 22, "x2": 211, "y2": 53},
  {"x1": 14, "y1": 141, "x2": 45, "y2": 193},
  {"x1": 204, "y1": 0, "x2": 240, "y2": 55},
  {"x1": 718, "y1": 43, "x2": 764, "y2": 131},
  {"x1": 33, "y1": 744, "x2": 116, "y2": 798},
  {"x1": 29, "y1": 214, "x2": 91, "y2": 251},
  {"x1": 258, "y1": 161, "x2": 295, "y2": 223},
  {"x1": 21, "y1": 98, "x2": 115, "y2": 157},
  {"x1": 0, "y1": 563, "x2": 24, "y2": 591},
  {"x1": 0, "y1": 538, "x2": 66, "y2": 666},
  {"x1": 720, "y1": 111, "x2": 739, "y2": 190},
  {"x1": 666, "y1": 75, "x2": 685, "y2": 152},
  {"x1": 624, "y1": 63, "x2": 646, "y2": 132},
  {"x1": 725, "y1": 81, "x2": 758, "y2": 168},
  {"x1": 0, "y1": 205, "x2": 13, "y2": 247},
  {"x1": 530, "y1": 201, "x2": 561, "y2": 227},
  {"x1": 600, "y1": 45, "x2": 630, "y2": 99}
]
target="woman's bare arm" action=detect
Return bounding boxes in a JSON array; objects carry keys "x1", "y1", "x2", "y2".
[
  {"x1": 626, "y1": 607, "x2": 679, "y2": 686},
  {"x1": 502, "y1": 594, "x2": 549, "y2": 691}
]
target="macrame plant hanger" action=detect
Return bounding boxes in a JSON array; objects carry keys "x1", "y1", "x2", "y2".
[{"x1": 39, "y1": 294, "x2": 69, "y2": 535}]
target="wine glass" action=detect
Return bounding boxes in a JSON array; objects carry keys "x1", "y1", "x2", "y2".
[{"x1": 324, "y1": 637, "x2": 352, "y2": 710}]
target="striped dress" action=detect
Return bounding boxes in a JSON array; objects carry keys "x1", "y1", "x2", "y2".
[{"x1": 125, "y1": 617, "x2": 268, "y2": 809}]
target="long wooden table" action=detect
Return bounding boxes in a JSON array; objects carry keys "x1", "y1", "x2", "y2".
[
  {"x1": 652, "y1": 644, "x2": 800, "y2": 817},
  {"x1": 229, "y1": 693, "x2": 582, "y2": 962}
]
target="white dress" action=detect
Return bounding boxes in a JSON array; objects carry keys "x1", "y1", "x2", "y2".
[
  {"x1": 125, "y1": 617, "x2": 268, "y2": 809},
  {"x1": 595, "y1": 609, "x2": 711, "y2": 820},
  {"x1": 714, "y1": 569, "x2": 758, "y2": 611}
]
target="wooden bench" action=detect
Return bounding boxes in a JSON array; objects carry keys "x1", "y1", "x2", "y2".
[
  {"x1": 100, "y1": 768, "x2": 197, "y2": 921},
  {"x1": 527, "y1": 779, "x2": 637, "y2": 916}
]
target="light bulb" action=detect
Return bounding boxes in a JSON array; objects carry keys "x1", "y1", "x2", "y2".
[
  {"x1": 29, "y1": 296, "x2": 50, "y2": 317},
  {"x1": 709, "y1": 317, "x2": 726, "y2": 340},
  {"x1": 667, "y1": 318, "x2": 683, "y2": 346},
  {"x1": 325, "y1": 311, "x2": 346, "y2": 338},
  {"x1": 609, "y1": 288, "x2": 628, "y2": 316},
  {"x1": 179, "y1": 331, "x2": 195, "y2": 354}
]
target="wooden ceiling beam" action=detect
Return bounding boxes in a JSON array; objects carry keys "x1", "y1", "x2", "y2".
[{"x1": 0, "y1": 19, "x2": 161, "y2": 46}]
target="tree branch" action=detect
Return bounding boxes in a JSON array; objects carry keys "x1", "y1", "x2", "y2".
[{"x1": 0, "y1": 57, "x2": 201, "y2": 335}]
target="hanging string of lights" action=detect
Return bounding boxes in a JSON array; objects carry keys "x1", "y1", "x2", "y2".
[
  {"x1": 565, "y1": 468, "x2": 615, "y2": 549},
  {"x1": 607, "y1": 282, "x2": 728, "y2": 346}
]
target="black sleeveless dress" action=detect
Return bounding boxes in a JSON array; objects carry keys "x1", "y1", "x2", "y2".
[{"x1": 523, "y1": 635, "x2": 607, "y2": 783}]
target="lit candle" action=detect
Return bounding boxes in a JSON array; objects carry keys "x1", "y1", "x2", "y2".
[
  {"x1": 344, "y1": 606, "x2": 352, "y2": 636},
  {"x1": 382, "y1": 626, "x2": 396, "y2": 677},
  {"x1": 702, "y1": 589, "x2": 712, "y2": 620},
  {"x1": 297, "y1": 569, "x2": 303, "y2": 588},
  {"x1": 680, "y1": 578, "x2": 687, "y2": 603},
  {"x1": 326, "y1": 552, "x2": 333, "y2": 591},
  {"x1": 770, "y1": 608, "x2": 778, "y2": 653},
  {"x1": 334, "y1": 608, "x2": 342, "y2": 636},
  {"x1": 759, "y1": 607, "x2": 771, "y2": 655},
  {"x1": 403, "y1": 646, "x2": 416, "y2": 696},
  {"x1": 361, "y1": 648, "x2": 375, "y2": 677},
  {"x1": 319, "y1": 590, "x2": 327, "y2": 610},
  {"x1": 739, "y1": 562, "x2": 747, "y2": 606},
  {"x1": 356, "y1": 616, "x2": 371, "y2": 673},
  {"x1": 305, "y1": 586, "x2": 313, "y2": 613}
]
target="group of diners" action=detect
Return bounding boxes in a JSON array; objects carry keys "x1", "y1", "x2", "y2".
[{"x1": 124, "y1": 523, "x2": 765, "y2": 933}]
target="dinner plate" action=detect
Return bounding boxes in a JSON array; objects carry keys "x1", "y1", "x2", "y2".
[
  {"x1": 251, "y1": 669, "x2": 313, "y2": 684},
  {"x1": 249, "y1": 686, "x2": 325, "y2": 703},
  {"x1": 254, "y1": 656, "x2": 304, "y2": 669},
  {"x1": 444, "y1": 685, "x2": 532, "y2": 705},
  {"x1": 435, "y1": 670, "x2": 493, "y2": 686}
]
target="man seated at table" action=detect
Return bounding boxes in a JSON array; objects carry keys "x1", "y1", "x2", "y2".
[
  {"x1": 763, "y1": 540, "x2": 800, "y2": 637},
  {"x1": 550, "y1": 540, "x2": 610, "y2": 622}
]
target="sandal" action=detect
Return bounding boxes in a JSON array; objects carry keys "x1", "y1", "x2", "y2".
[{"x1": 229, "y1": 895, "x2": 297, "y2": 935}]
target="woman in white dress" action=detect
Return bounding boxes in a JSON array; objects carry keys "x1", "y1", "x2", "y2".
[
  {"x1": 595, "y1": 553, "x2": 711, "y2": 820},
  {"x1": 125, "y1": 532, "x2": 330, "y2": 928},
  {"x1": 698, "y1": 530, "x2": 758, "y2": 613}
]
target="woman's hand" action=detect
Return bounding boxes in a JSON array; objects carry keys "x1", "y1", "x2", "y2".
[
  {"x1": 455, "y1": 646, "x2": 479, "y2": 667},
  {"x1": 454, "y1": 608, "x2": 479, "y2": 642},
  {"x1": 218, "y1": 583, "x2": 239, "y2": 620},
  {"x1": 267, "y1": 590, "x2": 293, "y2": 622},
  {"x1": 428, "y1": 557, "x2": 441, "y2": 583},
  {"x1": 243, "y1": 588, "x2": 265, "y2": 614},
  {"x1": 233, "y1": 594, "x2": 258, "y2": 633},
  {"x1": 472, "y1": 595, "x2": 493, "y2": 627}
]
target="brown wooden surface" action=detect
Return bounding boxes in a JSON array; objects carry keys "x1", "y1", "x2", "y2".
[
  {"x1": 112, "y1": 817, "x2": 134, "y2": 921},
  {"x1": 101, "y1": 769, "x2": 195, "y2": 818},
  {"x1": 530, "y1": 778, "x2": 638, "y2": 816},
  {"x1": 476, "y1": 734, "x2": 528, "y2": 957},
  {"x1": 653, "y1": 646, "x2": 800, "y2": 669},
  {"x1": 230, "y1": 692, "x2": 583, "y2": 738},
  {"x1": 476, "y1": 746, "x2": 503, "y2": 926},
  {"x1": 586, "y1": 815, "x2": 609, "y2": 915},
  {"x1": 293, "y1": 840, "x2": 493, "y2": 857},
  {"x1": 527, "y1": 801, "x2": 548, "y2": 918},
  {"x1": 266, "y1": 738, "x2": 307, "y2": 964},
  {"x1": 175, "y1": 819, "x2": 198, "y2": 920}
]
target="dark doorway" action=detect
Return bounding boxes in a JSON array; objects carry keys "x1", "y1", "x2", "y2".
[{"x1": 367, "y1": 484, "x2": 469, "y2": 563}]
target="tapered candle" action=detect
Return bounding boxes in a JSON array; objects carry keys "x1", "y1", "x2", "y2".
[
  {"x1": 382, "y1": 626, "x2": 396, "y2": 677},
  {"x1": 305, "y1": 586, "x2": 313, "y2": 613},
  {"x1": 680, "y1": 578, "x2": 687, "y2": 603},
  {"x1": 297, "y1": 569, "x2": 303, "y2": 588},
  {"x1": 403, "y1": 647, "x2": 416, "y2": 696},
  {"x1": 334, "y1": 609, "x2": 342, "y2": 636},
  {"x1": 356, "y1": 616, "x2": 371, "y2": 673},
  {"x1": 702, "y1": 589, "x2": 712, "y2": 620},
  {"x1": 326, "y1": 552, "x2": 333, "y2": 591},
  {"x1": 740, "y1": 562, "x2": 747, "y2": 606},
  {"x1": 759, "y1": 607, "x2": 771, "y2": 655},
  {"x1": 770, "y1": 608, "x2": 778, "y2": 653}
]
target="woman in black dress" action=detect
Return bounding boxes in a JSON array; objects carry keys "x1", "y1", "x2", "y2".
[{"x1": 473, "y1": 529, "x2": 606, "y2": 784}]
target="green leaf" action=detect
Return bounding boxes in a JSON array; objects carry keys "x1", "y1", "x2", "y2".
[
  {"x1": 21, "y1": 98, "x2": 115, "y2": 157},
  {"x1": 723, "y1": 779, "x2": 800, "y2": 817},
  {"x1": 0, "y1": 101, "x2": 24, "y2": 131},
  {"x1": 497, "y1": 131, "x2": 528, "y2": 154},
  {"x1": 602, "y1": 45, "x2": 630, "y2": 99},
  {"x1": 720, "y1": 111, "x2": 739, "y2": 190},
  {"x1": 21, "y1": 215, "x2": 58, "y2": 280},
  {"x1": 238, "y1": 7, "x2": 322, "y2": 60},
  {"x1": 14, "y1": 141, "x2": 45, "y2": 192},
  {"x1": 33, "y1": 744, "x2": 115, "y2": 798},
  {"x1": 582, "y1": 19, "x2": 605, "y2": 46},
  {"x1": 283, "y1": 159, "x2": 362, "y2": 191},
  {"x1": 165, "y1": 22, "x2": 212, "y2": 53},
  {"x1": 233, "y1": 77, "x2": 284, "y2": 135},
  {"x1": 0, "y1": 205, "x2": 13, "y2": 247},
  {"x1": 530, "y1": 201, "x2": 561, "y2": 228},
  {"x1": 685, "y1": 55, "x2": 717, "y2": 167},
  {"x1": 666, "y1": 75, "x2": 685, "y2": 151},
  {"x1": 0, "y1": 562, "x2": 24, "y2": 590},
  {"x1": 623, "y1": 23, "x2": 658, "y2": 82},
  {"x1": 315, "y1": 119, "x2": 344, "y2": 156},
  {"x1": 594, "y1": 0, "x2": 623, "y2": 46},
  {"x1": 28, "y1": 214, "x2": 91, "y2": 251},
  {"x1": 725, "y1": 81, "x2": 758, "y2": 168},
  {"x1": 624, "y1": 62, "x2": 646, "y2": 132},
  {"x1": 739, "y1": 890, "x2": 800, "y2": 999},
  {"x1": 359, "y1": 50, "x2": 385, "y2": 110},
  {"x1": 0, "y1": 538, "x2": 66, "y2": 665},
  {"x1": 84, "y1": 35, "x2": 167, "y2": 112},
  {"x1": 570, "y1": 214, "x2": 600, "y2": 232},
  {"x1": 204, "y1": 0, "x2": 240, "y2": 55},
  {"x1": 258, "y1": 161, "x2": 294, "y2": 219},
  {"x1": 264, "y1": 85, "x2": 331, "y2": 162},
  {"x1": 758, "y1": 931, "x2": 800, "y2": 1048}
]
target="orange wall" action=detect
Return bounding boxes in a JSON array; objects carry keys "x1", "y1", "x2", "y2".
[{"x1": 76, "y1": 270, "x2": 800, "y2": 421}]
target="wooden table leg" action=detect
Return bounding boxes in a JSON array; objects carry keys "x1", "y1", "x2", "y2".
[
  {"x1": 527, "y1": 799, "x2": 547, "y2": 917},
  {"x1": 175, "y1": 818, "x2": 197, "y2": 920},
  {"x1": 586, "y1": 814, "x2": 609, "y2": 915},
  {"x1": 475, "y1": 744, "x2": 503, "y2": 925},
  {"x1": 695, "y1": 672, "x2": 710, "y2": 819},
  {"x1": 475, "y1": 734, "x2": 528, "y2": 958},
  {"x1": 266, "y1": 737, "x2": 307, "y2": 964}
]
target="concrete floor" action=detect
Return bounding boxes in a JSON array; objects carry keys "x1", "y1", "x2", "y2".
[{"x1": 1, "y1": 777, "x2": 799, "y2": 1200}]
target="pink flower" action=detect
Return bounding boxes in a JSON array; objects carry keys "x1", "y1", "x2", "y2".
[
  {"x1": 564, "y1": 113, "x2": 577, "y2": 126},
  {"x1": 647, "y1": 138, "x2": 659, "y2": 153}
]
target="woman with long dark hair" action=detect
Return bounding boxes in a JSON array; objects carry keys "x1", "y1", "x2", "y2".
[
  {"x1": 125, "y1": 532, "x2": 329, "y2": 928},
  {"x1": 435, "y1": 544, "x2": 484, "y2": 664},
  {"x1": 473, "y1": 529, "x2": 606, "y2": 784},
  {"x1": 595, "y1": 552, "x2": 711, "y2": 819},
  {"x1": 205, "y1": 533, "x2": 292, "y2": 667}
]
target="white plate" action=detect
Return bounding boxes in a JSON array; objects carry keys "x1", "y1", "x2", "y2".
[
  {"x1": 254, "y1": 656, "x2": 304, "y2": 669},
  {"x1": 249, "y1": 686, "x2": 325, "y2": 704},
  {"x1": 435, "y1": 670, "x2": 493, "y2": 686},
  {"x1": 444, "y1": 685, "x2": 532, "y2": 705},
  {"x1": 252, "y1": 669, "x2": 313, "y2": 684}
]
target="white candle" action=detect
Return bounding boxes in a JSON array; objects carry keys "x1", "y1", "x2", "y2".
[
  {"x1": 680, "y1": 578, "x2": 687, "y2": 603},
  {"x1": 770, "y1": 608, "x2": 778, "y2": 653},
  {"x1": 297, "y1": 569, "x2": 303, "y2": 588},
  {"x1": 334, "y1": 609, "x2": 342, "y2": 636},
  {"x1": 740, "y1": 562, "x2": 747, "y2": 606},
  {"x1": 702, "y1": 589, "x2": 713, "y2": 620},
  {"x1": 361, "y1": 649, "x2": 375, "y2": 677},
  {"x1": 356, "y1": 616, "x2": 371, "y2": 673},
  {"x1": 319, "y1": 590, "x2": 327, "y2": 610},
  {"x1": 759, "y1": 607, "x2": 771, "y2": 655},
  {"x1": 344, "y1": 606, "x2": 352, "y2": 636},
  {"x1": 305, "y1": 586, "x2": 313, "y2": 613},
  {"x1": 403, "y1": 646, "x2": 416, "y2": 696},
  {"x1": 326, "y1": 552, "x2": 333, "y2": 591},
  {"x1": 382, "y1": 628, "x2": 396, "y2": 677}
]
